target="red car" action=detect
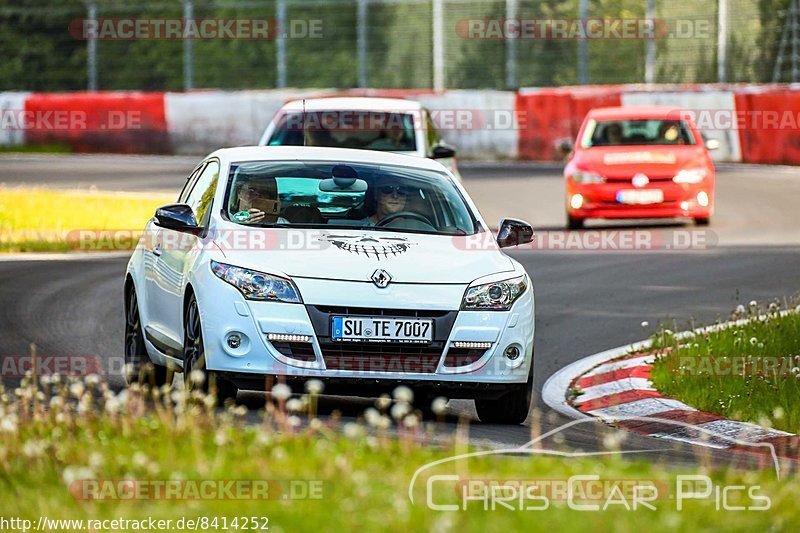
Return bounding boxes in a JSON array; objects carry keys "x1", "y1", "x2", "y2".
[{"x1": 564, "y1": 106, "x2": 716, "y2": 229}]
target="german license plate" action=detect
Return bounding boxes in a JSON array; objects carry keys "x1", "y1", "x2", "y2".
[
  {"x1": 331, "y1": 316, "x2": 433, "y2": 343},
  {"x1": 616, "y1": 189, "x2": 664, "y2": 205}
]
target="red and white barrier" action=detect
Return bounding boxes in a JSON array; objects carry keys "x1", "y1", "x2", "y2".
[{"x1": 2, "y1": 85, "x2": 800, "y2": 164}]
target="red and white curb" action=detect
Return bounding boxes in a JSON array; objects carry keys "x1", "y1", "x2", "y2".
[{"x1": 542, "y1": 331, "x2": 800, "y2": 461}]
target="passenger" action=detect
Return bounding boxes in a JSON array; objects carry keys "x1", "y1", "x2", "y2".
[
  {"x1": 234, "y1": 176, "x2": 289, "y2": 224},
  {"x1": 604, "y1": 123, "x2": 624, "y2": 145}
]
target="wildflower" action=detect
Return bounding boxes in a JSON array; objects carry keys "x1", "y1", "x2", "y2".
[
  {"x1": 640, "y1": 320, "x2": 649, "y2": 328},
  {"x1": 69, "y1": 382, "x2": 85, "y2": 398},
  {"x1": 403, "y1": 414, "x2": 420, "y2": 429},
  {"x1": 734, "y1": 304, "x2": 746, "y2": 315},
  {"x1": 375, "y1": 394, "x2": 392, "y2": 410},
  {"x1": 390, "y1": 402, "x2": 411, "y2": 420},
  {"x1": 189, "y1": 370, "x2": 205, "y2": 386},
  {"x1": 271, "y1": 383, "x2": 292, "y2": 402},
  {"x1": 304, "y1": 379, "x2": 324, "y2": 394},
  {"x1": 431, "y1": 397, "x2": 449, "y2": 415},
  {"x1": 392, "y1": 386, "x2": 413, "y2": 404},
  {"x1": 62, "y1": 466, "x2": 95, "y2": 487},
  {"x1": 286, "y1": 398, "x2": 304, "y2": 413},
  {"x1": 343, "y1": 422, "x2": 363, "y2": 439},
  {"x1": 364, "y1": 407, "x2": 381, "y2": 427},
  {"x1": 1, "y1": 416, "x2": 18, "y2": 433},
  {"x1": 749, "y1": 337, "x2": 758, "y2": 346}
]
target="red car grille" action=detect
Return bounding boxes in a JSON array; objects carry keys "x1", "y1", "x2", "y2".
[{"x1": 321, "y1": 342, "x2": 442, "y2": 374}]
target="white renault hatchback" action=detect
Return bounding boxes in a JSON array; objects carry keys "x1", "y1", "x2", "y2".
[
  {"x1": 124, "y1": 146, "x2": 534, "y2": 424},
  {"x1": 258, "y1": 97, "x2": 459, "y2": 177}
]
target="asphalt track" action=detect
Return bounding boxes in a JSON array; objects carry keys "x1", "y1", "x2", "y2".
[{"x1": 1, "y1": 154, "x2": 799, "y2": 467}]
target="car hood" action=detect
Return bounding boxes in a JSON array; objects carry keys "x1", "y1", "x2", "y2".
[
  {"x1": 214, "y1": 228, "x2": 514, "y2": 284},
  {"x1": 574, "y1": 146, "x2": 708, "y2": 179}
]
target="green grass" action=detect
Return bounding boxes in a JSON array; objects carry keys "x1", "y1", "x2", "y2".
[
  {"x1": 0, "y1": 187, "x2": 171, "y2": 252},
  {"x1": 651, "y1": 302, "x2": 800, "y2": 434},
  {"x1": 0, "y1": 143, "x2": 72, "y2": 154},
  {"x1": 0, "y1": 377, "x2": 798, "y2": 531}
]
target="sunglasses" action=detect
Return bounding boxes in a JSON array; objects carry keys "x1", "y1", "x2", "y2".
[{"x1": 378, "y1": 185, "x2": 409, "y2": 196}]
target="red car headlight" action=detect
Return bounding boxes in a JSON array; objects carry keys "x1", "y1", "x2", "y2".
[
  {"x1": 571, "y1": 170, "x2": 606, "y2": 184},
  {"x1": 673, "y1": 168, "x2": 707, "y2": 184}
]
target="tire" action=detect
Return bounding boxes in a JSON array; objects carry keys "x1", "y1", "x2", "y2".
[
  {"x1": 567, "y1": 216, "x2": 584, "y2": 230},
  {"x1": 475, "y1": 368, "x2": 533, "y2": 425},
  {"x1": 183, "y1": 293, "x2": 238, "y2": 404},
  {"x1": 694, "y1": 217, "x2": 710, "y2": 226},
  {"x1": 125, "y1": 284, "x2": 169, "y2": 387}
]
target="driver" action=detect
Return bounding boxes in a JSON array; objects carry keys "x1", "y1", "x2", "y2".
[
  {"x1": 368, "y1": 179, "x2": 409, "y2": 225},
  {"x1": 234, "y1": 175, "x2": 288, "y2": 225}
]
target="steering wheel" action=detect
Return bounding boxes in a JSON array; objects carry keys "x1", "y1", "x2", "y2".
[{"x1": 375, "y1": 211, "x2": 434, "y2": 228}]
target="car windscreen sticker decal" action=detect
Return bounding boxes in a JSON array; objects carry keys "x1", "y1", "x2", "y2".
[{"x1": 603, "y1": 152, "x2": 677, "y2": 165}]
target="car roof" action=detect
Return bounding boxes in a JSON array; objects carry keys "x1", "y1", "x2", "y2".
[
  {"x1": 280, "y1": 97, "x2": 423, "y2": 112},
  {"x1": 208, "y1": 146, "x2": 447, "y2": 172},
  {"x1": 587, "y1": 106, "x2": 685, "y2": 121}
]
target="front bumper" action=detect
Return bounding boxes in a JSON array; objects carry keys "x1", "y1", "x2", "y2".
[
  {"x1": 194, "y1": 271, "x2": 534, "y2": 390},
  {"x1": 567, "y1": 181, "x2": 713, "y2": 220}
]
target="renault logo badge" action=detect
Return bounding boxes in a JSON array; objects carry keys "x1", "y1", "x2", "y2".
[
  {"x1": 632, "y1": 173, "x2": 649, "y2": 188},
  {"x1": 371, "y1": 269, "x2": 392, "y2": 288}
]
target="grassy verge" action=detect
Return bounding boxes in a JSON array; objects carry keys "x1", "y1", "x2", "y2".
[
  {"x1": 0, "y1": 187, "x2": 171, "y2": 252},
  {"x1": 650, "y1": 301, "x2": 800, "y2": 434},
  {"x1": 0, "y1": 377, "x2": 798, "y2": 531},
  {"x1": 0, "y1": 144, "x2": 72, "y2": 154}
]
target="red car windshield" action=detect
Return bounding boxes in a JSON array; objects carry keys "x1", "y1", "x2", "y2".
[{"x1": 582, "y1": 119, "x2": 695, "y2": 148}]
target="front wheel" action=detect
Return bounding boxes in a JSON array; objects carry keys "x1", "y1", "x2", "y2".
[
  {"x1": 125, "y1": 284, "x2": 169, "y2": 387},
  {"x1": 183, "y1": 294, "x2": 238, "y2": 404},
  {"x1": 567, "y1": 215, "x2": 585, "y2": 230},
  {"x1": 475, "y1": 369, "x2": 533, "y2": 425}
]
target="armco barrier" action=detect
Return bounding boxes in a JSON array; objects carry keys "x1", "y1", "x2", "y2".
[
  {"x1": 23, "y1": 92, "x2": 169, "y2": 153},
  {"x1": 734, "y1": 86, "x2": 800, "y2": 165},
  {"x1": 1, "y1": 86, "x2": 799, "y2": 164},
  {"x1": 516, "y1": 86, "x2": 622, "y2": 161},
  {"x1": 164, "y1": 89, "x2": 329, "y2": 154},
  {"x1": 0, "y1": 92, "x2": 30, "y2": 146}
]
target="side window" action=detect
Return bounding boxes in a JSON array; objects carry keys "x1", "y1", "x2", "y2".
[
  {"x1": 185, "y1": 160, "x2": 220, "y2": 226},
  {"x1": 178, "y1": 163, "x2": 206, "y2": 203},
  {"x1": 425, "y1": 111, "x2": 442, "y2": 155}
]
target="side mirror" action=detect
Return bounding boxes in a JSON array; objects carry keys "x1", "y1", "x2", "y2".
[
  {"x1": 705, "y1": 139, "x2": 720, "y2": 151},
  {"x1": 431, "y1": 143, "x2": 456, "y2": 159},
  {"x1": 557, "y1": 138, "x2": 574, "y2": 157},
  {"x1": 154, "y1": 204, "x2": 199, "y2": 233},
  {"x1": 496, "y1": 218, "x2": 534, "y2": 249}
]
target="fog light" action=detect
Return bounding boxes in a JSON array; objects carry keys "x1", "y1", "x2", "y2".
[
  {"x1": 504, "y1": 345, "x2": 521, "y2": 360},
  {"x1": 226, "y1": 334, "x2": 242, "y2": 349},
  {"x1": 570, "y1": 194, "x2": 584, "y2": 210},
  {"x1": 696, "y1": 191, "x2": 709, "y2": 207},
  {"x1": 680, "y1": 201, "x2": 689, "y2": 211}
]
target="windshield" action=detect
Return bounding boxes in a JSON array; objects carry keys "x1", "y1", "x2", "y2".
[
  {"x1": 581, "y1": 119, "x2": 695, "y2": 147},
  {"x1": 224, "y1": 161, "x2": 477, "y2": 235},
  {"x1": 267, "y1": 111, "x2": 417, "y2": 152}
]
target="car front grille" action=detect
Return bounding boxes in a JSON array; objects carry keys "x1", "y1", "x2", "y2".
[{"x1": 319, "y1": 342, "x2": 443, "y2": 373}]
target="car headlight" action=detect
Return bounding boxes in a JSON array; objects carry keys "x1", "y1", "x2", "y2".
[
  {"x1": 673, "y1": 168, "x2": 707, "y2": 184},
  {"x1": 461, "y1": 275, "x2": 528, "y2": 311},
  {"x1": 571, "y1": 170, "x2": 605, "y2": 184},
  {"x1": 210, "y1": 260, "x2": 302, "y2": 303}
]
